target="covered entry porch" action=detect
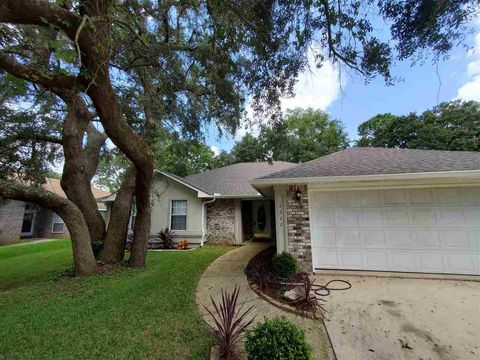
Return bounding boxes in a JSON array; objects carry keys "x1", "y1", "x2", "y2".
[
  {"x1": 205, "y1": 198, "x2": 276, "y2": 245},
  {"x1": 240, "y1": 199, "x2": 276, "y2": 242}
]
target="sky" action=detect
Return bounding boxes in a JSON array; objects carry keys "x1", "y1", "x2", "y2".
[{"x1": 206, "y1": 18, "x2": 480, "y2": 156}]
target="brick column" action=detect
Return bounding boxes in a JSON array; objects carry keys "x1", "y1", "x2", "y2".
[{"x1": 286, "y1": 185, "x2": 312, "y2": 272}]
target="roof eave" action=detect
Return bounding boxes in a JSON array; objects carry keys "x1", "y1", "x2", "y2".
[
  {"x1": 250, "y1": 170, "x2": 480, "y2": 186},
  {"x1": 156, "y1": 170, "x2": 212, "y2": 197}
]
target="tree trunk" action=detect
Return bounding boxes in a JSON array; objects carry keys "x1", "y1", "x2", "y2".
[
  {"x1": 128, "y1": 167, "x2": 153, "y2": 267},
  {"x1": 60, "y1": 93, "x2": 106, "y2": 245},
  {"x1": 0, "y1": 180, "x2": 97, "y2": 276},
  {"x1": 85, "y1": 77, "x2": 155, "y2": 267},
  {"x1": 99, "y1": 166, "x2": 135, "y2": 264}
]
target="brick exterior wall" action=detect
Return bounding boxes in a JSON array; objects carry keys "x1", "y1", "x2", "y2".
[
  {"x1": 34, "y1": 208, "x2": 70, "y2": 239},
  {"x1": 206, "y1": 199, "x2": 236, "y2": 244},
  {"x1": 0, "y1": 200, "x2": 25, "y2": 244},
  {"x1": 286, "y1": 185, "x2": 312, "y2": 272}
]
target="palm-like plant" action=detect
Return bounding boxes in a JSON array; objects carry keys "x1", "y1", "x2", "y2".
[
  {"x1": 204, "y1": 286, "x2": 255, "y2": 360},
  {"x1": 158, "y1": 228, "x2": 175, "y2": 249}
]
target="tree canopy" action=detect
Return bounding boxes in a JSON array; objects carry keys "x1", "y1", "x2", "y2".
[
  {"x1": 357, "y1": 100, "x2": 480, "y2": 151},
  {"x1": 95, "y1": 132, "x2": 216, "y2": 192},
  {"x1": 1, "y1": 0, "x2": 479, "y2": 275},
  {"x1": 216, "y1": 108, "x2": 349, "y2": 165}
]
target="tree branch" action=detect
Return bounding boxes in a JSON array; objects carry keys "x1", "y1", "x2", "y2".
[
  {"x1": 1, "y1": 133, "x2": 63, "y2": 145},
  {"x1": 0, "y1": 0, "x2": 80, "y2": 36},
  {"x1": 0, "y1": 51, "x2": 80, "y2": 90},
  {"x1": 83, "y1": 123, "x2": 107, "y2": 181}
]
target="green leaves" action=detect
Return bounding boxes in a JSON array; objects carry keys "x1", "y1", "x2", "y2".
[
  {"x1": 223, "y1": 107, "x2": 349, "y2": 164},
  {"x1": 1, "y1": 74, "x2": 28, "y2": 97},
  {"x1": 356, "y1": 100, "x2": 480, "y2": 151}
]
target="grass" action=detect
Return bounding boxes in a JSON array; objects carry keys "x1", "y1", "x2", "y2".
[{"x1": 0, "y1": 239, "x2": 233, "y2": 360}]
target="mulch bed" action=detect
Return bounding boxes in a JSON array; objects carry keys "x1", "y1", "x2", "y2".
[{"x1": 244, "y1": 246, "x2": 326, "y2": 319}]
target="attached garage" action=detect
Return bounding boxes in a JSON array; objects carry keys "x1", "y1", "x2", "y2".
[
  {"x1": 251, "y1": 147, "x2": 480, "y2": 276},
  {"x1": 309, "y1": 187, "x2": 480, "y2": 275}
]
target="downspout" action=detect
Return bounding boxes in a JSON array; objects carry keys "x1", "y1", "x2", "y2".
[{"x1": 201, "y1": 193, "x2": 220, "y2": 247}]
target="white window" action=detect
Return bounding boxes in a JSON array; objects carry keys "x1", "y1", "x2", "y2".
[
  {"x1": 51, "y1": 213, "x2": 64, "y2": 233},
  {"x1": 128, "y1": 205, "x2": 137, "y2": 232},
  {"x1": 170, "y1": 200, "x2": 187, "y2": 230}
]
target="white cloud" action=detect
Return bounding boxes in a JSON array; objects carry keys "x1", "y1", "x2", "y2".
[
  {"x1": 210, "y1": 145, "x2": 220, "y2": 156},
  {"x1": 457, "y1": 20, "x2": 480, "y2": 101},
  {"x1": 281, "y1": 53, "x2": 344, "y2": 112},
  {"x1": 235, "y1": 47, "x2": 344, "y2": 140},
  {"x1": 457, "y1": 75, "x2": 480, "y2": 101}
]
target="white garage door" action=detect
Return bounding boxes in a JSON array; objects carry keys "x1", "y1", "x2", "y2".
[{"x1": 310, "y1": 187, "x2": 480, "y2": 275}]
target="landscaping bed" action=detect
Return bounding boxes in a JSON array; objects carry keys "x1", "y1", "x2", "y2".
[{"x1": 244, "y1": 246, "x2": 326, "y2": 319}]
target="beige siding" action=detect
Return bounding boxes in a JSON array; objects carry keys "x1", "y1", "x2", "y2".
[{"x1": 150, "y1": 175, "x2": 204, "y2": 243}]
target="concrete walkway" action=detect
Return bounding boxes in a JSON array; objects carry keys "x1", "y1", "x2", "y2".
[{"x1": 196, "y1": 242, "x2": 334, "y2": 360}]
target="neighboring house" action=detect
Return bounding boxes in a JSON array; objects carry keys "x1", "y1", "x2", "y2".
[
  {"x1": 0, "y1": 178, "x2": 109, "y2": 244},
  {"x1": 250, "y1": 147, "x2": 480, "y2": 276}
]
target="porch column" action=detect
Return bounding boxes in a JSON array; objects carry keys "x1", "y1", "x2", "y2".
[
  {"x1": 234, "y1": 199, "x2": 243, "y2": 245},
  {"x1": 273, "y1": 186, "x2": 288, "y2": 253}
]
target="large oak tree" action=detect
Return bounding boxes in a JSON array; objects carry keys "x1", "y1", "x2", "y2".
[{"x1": 0, "y1": 0, "x2": 478, "y2": 276}]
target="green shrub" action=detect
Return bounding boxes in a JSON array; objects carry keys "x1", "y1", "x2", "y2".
[
  {"x1": 272, "y1": 252, "x2": 299, "y2": 278},
  {"x1": 245, "y1": 316, "x2": 311, "y2": 360},
  {"x1": 92, "y1": 240, "x2": 104, "y2": 258}
]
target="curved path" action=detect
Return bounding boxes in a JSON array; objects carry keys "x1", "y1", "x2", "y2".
[{"x1": 196, "y1": 242, "x2": 335, "y2": 360}]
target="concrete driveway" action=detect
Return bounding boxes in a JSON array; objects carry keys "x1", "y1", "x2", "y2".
[{"x1": 315, "y1": 275, "x2": 480, "y2": 360}]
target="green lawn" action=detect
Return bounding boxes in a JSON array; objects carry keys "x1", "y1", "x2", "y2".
[{"x1": 0, "y1": 239, "x2": 232, "y2": 360}]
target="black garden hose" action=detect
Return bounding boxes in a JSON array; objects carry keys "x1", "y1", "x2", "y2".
[{"x1": 312, "y1": 279, "x2": 351, "y2": 297}]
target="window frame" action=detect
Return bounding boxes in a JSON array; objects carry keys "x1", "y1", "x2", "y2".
[
  {"x1": 51, "y1": 212, "x2": 65, "y2": 234},
  {"x1": 170, "y1": 200, "x2": 188, "y2": 231},
  {"x1": 128, "y1": 205, "x2": 137, "y2": 232}
]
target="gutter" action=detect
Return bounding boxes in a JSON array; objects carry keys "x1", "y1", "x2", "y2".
[
  {"x1": 249, "y1": 169, "x2": 480, "y2": 186},
  {"x1": 200, "y1": 193, "x2": 220, "y2": 247}
]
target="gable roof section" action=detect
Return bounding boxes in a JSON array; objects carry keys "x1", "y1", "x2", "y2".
[
  {"x1": 44, "y1": 178, "x2": 110, "y2": 209},
  {"x1": 156, "y1": 170, "x2": 212, "y2": 197},
  {"x1": 254, "y1": 148, "x2": 480, "y2": 182},
  {"x1": 185, "y1": 162, "x2": 297, "y2": 197}
]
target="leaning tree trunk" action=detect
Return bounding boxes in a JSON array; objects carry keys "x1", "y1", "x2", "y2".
[
  {"x1": 60, "y1": 92, "x2": 107, "y2": 245},
  {"x1": 0, "y1": 181, "x2": 97, "y2": 276},
  {"x1": 99, "y1": 167, "x2": 136, "y2": 264},
  {"x1": 128, "y1": 166, "x2": 153, "y2": 267},
  {"x1": 85, "y1": 77, "x2": 154, "y2": 267}
]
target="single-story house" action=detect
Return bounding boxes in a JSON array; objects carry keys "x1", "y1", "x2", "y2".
[
  {"x1": 0, "y1": 178, "x2": 109, "y2": 244},
  {"x1": 251, "y1": 147, "x2": 480, "y2": 276},
  {"x1": 100, "y1": 147, "x2": 479, "y2": 276},
  {"x1": 100, "y1": 161, "x2": 297, "y2": 244}
]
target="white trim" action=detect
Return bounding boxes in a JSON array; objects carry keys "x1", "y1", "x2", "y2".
[
  {"x1": 155, "y1": 170, "x2": 211, "y2": 198},
  {"x1": 51, "y1": 212, "x2": 65, "y2": 234},
  {"x1": 170, "y1": 199, "x2": 188, "y2": 231},
  {"x1": 211, "y1": 193, "x2": 263, "y2": 199},
  {"x1": 201, "y1": 197, "x2": 216, "y2": 246},
  {"x1": 250, "y1": 170, "x2": 480, "y2": 186}
]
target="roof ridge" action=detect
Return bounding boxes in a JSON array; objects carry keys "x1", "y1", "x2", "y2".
[
  {"x1": 354, "y1": 147, "x2": 480, "y2": 154},
  {"x1": 254, "y1": 148, "x2": 480, "y2": 180}
]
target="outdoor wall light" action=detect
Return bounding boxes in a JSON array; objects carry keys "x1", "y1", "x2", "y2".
[{"x1": 295, "y1": 188, "x2": 302, "y2": 201}]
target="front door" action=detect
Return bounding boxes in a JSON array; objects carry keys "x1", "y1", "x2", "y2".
[
  {"x1": 21, "y1": 210, "x2": 36, "y2": 237},
  {"x1": 253, "y1": 200, "x2": 271, "y2": 240}
]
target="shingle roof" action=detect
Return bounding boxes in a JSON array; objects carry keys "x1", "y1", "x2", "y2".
[
  {"x1": 257, "y1": 148, "x2": 480, "y2": 180},
  {"x1": 158, "y1": 170, "x2": 211, "y2": 194},
  {"x1": 44, "y1": 178, "x2": 110, "y2": 209},
  {"x1": 185, "y1": 162, "x2": 297, "y2": 196}
]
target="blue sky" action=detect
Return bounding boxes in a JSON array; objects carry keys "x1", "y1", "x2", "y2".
[{"x1": 206, "y1": 20, "x2": 480, "y2": 154}]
